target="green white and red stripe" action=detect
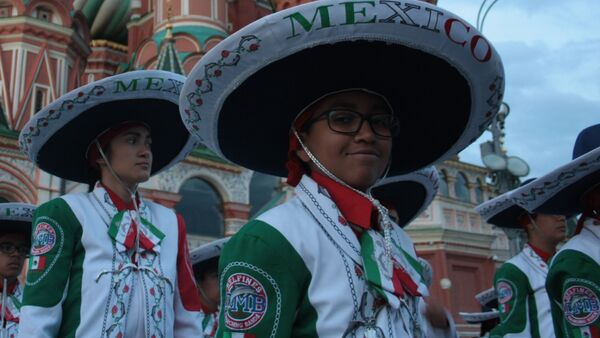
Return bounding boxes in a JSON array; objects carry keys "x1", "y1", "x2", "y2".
[
  {"x1": 360, "y1": 230, "x2": 428, "y2": 309},
  {"x1": 108, "y1": 210, "x2": 165, "y2": 252}
]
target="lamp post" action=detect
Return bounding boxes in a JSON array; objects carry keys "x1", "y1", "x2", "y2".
[{"x1": 480, "y1": 102, "x2": 530, "y2": 257}]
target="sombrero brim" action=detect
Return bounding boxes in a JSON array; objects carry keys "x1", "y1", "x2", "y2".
[
  {"x1": 0, "y1": 203, "x2": 36, "y2": 240},
  {"x1": 20, "y1": 70, "x2": 197, "y2": 183},
  {"x1": 512, "y1": 146, "x2": 600, "y2": 216},
  {"x1": 459, "y1": 311, "x2": 499, "y2": 324},
  {"x1": 190, "y1": 237, "x2": 230, "y2": 266},
  {"x1": 475, "y1": 192, "x2": 525, "y2": 229},
  {"x1": 371, "y1": 168, "x2": 438, "y2": 228},
  {"x1": 475, "y1": 287, "x2": 498, "y2": 309},
  {"x1": 180, "y1": 0, "x2": 505, "y2": 177}
]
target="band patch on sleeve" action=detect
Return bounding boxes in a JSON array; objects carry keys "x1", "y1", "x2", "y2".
[
  {"x1": 31, "y1": 222, "x2": 57, "y2": 255},
  {"x1": 224, "y1": 273, "x2": 268, "y2": 330},
  {"x1": 497, "y1": 280, "x2": 514, "y2": 314},
  {"x1": 563, "y1": 284, "x2": 600, "y2": 327}
]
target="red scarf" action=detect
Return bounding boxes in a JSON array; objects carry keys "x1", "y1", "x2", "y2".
[{"x1": 528, "y1": 242, "x2": 553, "y2": 263}]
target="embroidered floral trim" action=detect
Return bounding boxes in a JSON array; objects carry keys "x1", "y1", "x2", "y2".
[
  {"x1": 182, "y1": 35, "x2": 261, "y2": 138},
  {"x1": 20, "y1": 85, "x2": 106, "y2": 153}
]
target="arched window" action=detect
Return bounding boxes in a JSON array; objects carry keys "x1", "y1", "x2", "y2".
[
  {"x1": 475, "y1": 178, "x2": 485, "y2": 204},
  {"x1": 249, "y1": 172, "x2": 281, "y2": 218},
  {"x1": 438, "y1": 169, "x2": 449, "y2": 197},
  {"x1": 175, "y1": 178, "x2": 223, "y2": 238},
  {"x1": 454, "y1": 172, "x2": 471, "y2": 202}
]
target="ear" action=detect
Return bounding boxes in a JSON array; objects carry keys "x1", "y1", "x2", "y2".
[
  {"x1": 96, "y1": 154, "x2": 107, "y2": 168},
  {"x1": 295, "y1": 132, "x2": 311, "y2": 163}
]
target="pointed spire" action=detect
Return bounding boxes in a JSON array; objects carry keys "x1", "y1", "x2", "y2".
[{"x1": 156, "y1": 0, "x2": 184, "y2": 74}]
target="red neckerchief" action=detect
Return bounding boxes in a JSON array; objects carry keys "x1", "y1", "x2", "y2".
[
  {"x1": 528, "y1": 242, "x2": 553, "y2": 263},
  {"x1": 311, "y1": 172, "x2": 379, "y2": 231},
  {"x1": 0, "y1": 279, "x2": 18, "y2": 295},
  {"x1": 101, "y1": 183, "x2": 140, "y2": 211}
]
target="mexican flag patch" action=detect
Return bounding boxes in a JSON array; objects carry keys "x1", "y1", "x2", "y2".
[{"x1": 29, "y1": 255, "x2": 46, "y2": 271}]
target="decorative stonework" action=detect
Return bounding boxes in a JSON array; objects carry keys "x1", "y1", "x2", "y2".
[{"x1": 153, "y1": 161, "x2": 252, "y2": 204}]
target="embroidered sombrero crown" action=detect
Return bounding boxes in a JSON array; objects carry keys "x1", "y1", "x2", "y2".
[
  {"x1": 371, "y1": 167, "x2": 438, "y2": 228},
  {"x1": 20, "y1": 70, "x2": 197, "y2": 183},
  {"x1": 512, "y1": 124, "x2": 600, "y2": 216},
  {"x1": 0, "y1": 202, "x2": 36, "y2": 238},
  {"x1": 179, "y1": 0, "x2": 505, "y2": 176}
]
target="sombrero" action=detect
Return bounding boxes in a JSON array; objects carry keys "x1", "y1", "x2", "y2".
[
  {"x1": 0, "y1": 202, "x2": 36, "y2": 240},
  {"x1": 190, "y1": 237, "x2": 230, "y2": 267},
  {"x1": 512, "y1": 124, "x2": 600, "y2": 216},
  {"x1": 20, "y1": 70, "x2": 197, "y2": 183},
  {"x1": 179, "y1": 0, "x2": 505, "y2": 177},
  {"x1": 459, "y1": 287, "x2": 499, "y2": 324},
  {"x1": 475, "y1": 178, "x2": 535, "y2": 229},
  {"x1": 371, "y1": 167, "x2": 438, "y2": 228}
]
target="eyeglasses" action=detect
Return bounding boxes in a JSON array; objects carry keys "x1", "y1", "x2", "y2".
[
  {"x1": 307, "y1": 109, "x2": 399, "y2": 138},
  {"x1": 0, "y1": 242, "x2": 30, "y2": 256}
]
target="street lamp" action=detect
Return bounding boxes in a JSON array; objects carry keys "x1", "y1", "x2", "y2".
[{"x1": 480, "y1": 101, "x2": 530, "y2": 256}]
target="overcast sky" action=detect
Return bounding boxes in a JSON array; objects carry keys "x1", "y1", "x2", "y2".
[{"x1": 440, "y1": 0, "x2": 600, "y2": 179}]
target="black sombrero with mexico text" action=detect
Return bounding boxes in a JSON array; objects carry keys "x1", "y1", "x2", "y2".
[
  {"x1": 19, "y1": 70, "x2": 198, "y2": 183},
  {"x1": 179, "y1": 0, "x2": 505, "y2": 176}
]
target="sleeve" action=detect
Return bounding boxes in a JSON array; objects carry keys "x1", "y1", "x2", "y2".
[
  {"x1": 216, "y1": 220, "x2": 311, "y2": 338},
  {"x1": 488, "y1": 263, "x2": 531, "y2": 338},
  {"x1": 173, "y1": 214, "x2": 203, "y2": 337},
  {"x1": 546, "y1": 249, "x2": 600, "y2": 338},
  {"x1": 18, "y1": 198, "x2": 82, "y2": 338}
]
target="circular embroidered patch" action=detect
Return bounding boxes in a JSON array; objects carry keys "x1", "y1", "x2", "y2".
[
  {"x1": 31, "y1": 222, "x2": 57, "y2": 255},
  {"x1": 225, "y1": 273, "x2": 268, "y2": 330},
  {"x1": 563, "y1": 285, "x2": 600, "y2": 326},
  {"x1": 497, "y1": 281, "x2": 513, "y2": 304}
]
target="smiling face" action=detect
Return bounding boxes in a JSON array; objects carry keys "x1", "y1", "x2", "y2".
[
  {"x1": 99, "y1": 125, "x2": 153, "y2": 187},
  {"x1": 296, "y1": 90, "x2": 393, "y2": 192}
]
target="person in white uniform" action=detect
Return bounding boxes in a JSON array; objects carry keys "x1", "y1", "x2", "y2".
[
  {"x1": 178, "y1": 0, "x2": 505, "y2": 336},
  {"x1": 0, "y1": 203, "x2": 35, "y2": 338},
  {"x1": 17, "y1": 70, "x2": 203, "y2": 337}
]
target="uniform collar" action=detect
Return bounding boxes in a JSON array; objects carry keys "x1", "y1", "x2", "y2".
[
  {"x1": 527, "y1": 242, "x2": 553, "y2": 263},
  {"x1": 0, "y1": 279, "x2": 19, "y2": 295},
  {"x1": 310, "y1": 172, "x2": 378, "y2": 231},
  {"x1": 101, "y1": 182, "x2": 140, "y2": 211}
]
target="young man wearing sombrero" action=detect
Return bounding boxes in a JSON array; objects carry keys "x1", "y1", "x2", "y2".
[
  {"x1": 0, "y1": 203, "x2": 35, "y2": 337},
  {"x1": 512, "y1": 123, "x2": 600, "y2": 338},
  {"x1": 179, "y1": 0, "x2": 504, "y2": 336},
  {"x1": 191, "y1": 237, "x2": 230, "y2": 337},
  {"x1": 475, "y1": 179, "x2": 566, "y2": 338},
  {"x1": 17, "y1": 70, "x2": 203, "y2": 337}
]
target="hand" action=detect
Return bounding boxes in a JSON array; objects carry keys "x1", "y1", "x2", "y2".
[{"x1": 424, "y1": 301, "x2": 449, "y2": 329}]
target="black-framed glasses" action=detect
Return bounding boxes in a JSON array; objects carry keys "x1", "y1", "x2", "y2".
[
  {"x1": 0, "y1": 242, "x2": 30, "y2": 256},
  {"x1": 307, "y1": 109, "x2": 399, "y2": 138}
]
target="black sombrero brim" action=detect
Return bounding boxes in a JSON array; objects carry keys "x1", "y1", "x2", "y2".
[
  {"x1": 476, "y1": 191, "x2": 526, "y2": 229},
  {"x1": 512, "y1": 147, "x2": 600, "y2": 216},
  {"x1": 218, "y1": 41, "x2": 471, "y2": 176},
  {"x1": 373, "y1": 181, "x2": 427, "y2": 228},
  {"x1": 1, "y1": 220, "x2": 32, "y2": 243},
  {"x1": 37, "y1": 99, "x2": 190, "y2": 183}
]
